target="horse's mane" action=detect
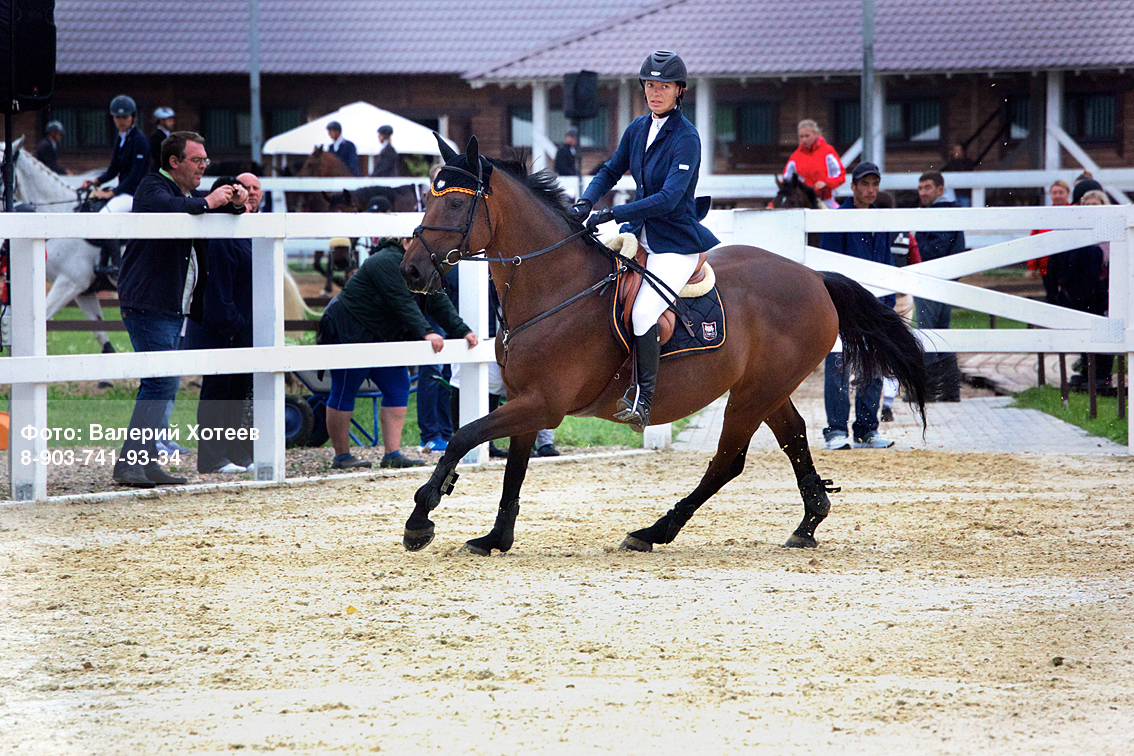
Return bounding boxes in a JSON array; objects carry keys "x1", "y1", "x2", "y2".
[
  {"x1": 14, "y1": 146, "x2": 76, "y2": 205},
  {"x1": 485, "y1": 154, "x2": 609, "y2": 253}
]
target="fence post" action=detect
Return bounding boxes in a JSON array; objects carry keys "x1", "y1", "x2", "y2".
[
  {"x1": 252, "y1": 236, "x2": 286, "y2": 481},
  {"x1": 458, "y1": 261, "x2": 489, "y2": 465},
  {"x1": 7, "y1": 238, "x2": 48, "y2": 500}
]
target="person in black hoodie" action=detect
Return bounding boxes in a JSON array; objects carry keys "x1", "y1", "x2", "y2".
[
  {"x1": 112, "y1": 131, "x2": 248, "y2": 489},
  {"x1": 914, "y1": 170, "x2": 966, "y2": 402}
]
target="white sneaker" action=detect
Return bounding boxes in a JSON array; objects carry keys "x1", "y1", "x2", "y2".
[
  {"x1": 215, "y1": 462, "x2": 248, "y2": 474},
  {"x1": 824, "y1": 433, "x2": 851, "y2": 450},
  {"x1": 854, "y1": 431, "x2": 895, "y2": 449},
  {"x1": 242, "y1": 462, "x2": 256, "y2": 474}
]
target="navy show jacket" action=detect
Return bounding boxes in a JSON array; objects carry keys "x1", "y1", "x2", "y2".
[
  {"x1": 96, "y1": 126, "x2": 150, "y2": 196},
  {"x1": 581, "y1": 111, "x2": 719, "y2": 255}
]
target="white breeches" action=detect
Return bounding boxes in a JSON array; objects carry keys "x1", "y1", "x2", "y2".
[
  {"x1": 630, "y1": 250, "x2": 700, "y2": 337},
  {"x1": 100, "y1": 194, "x2": 133, "y2": 213}
]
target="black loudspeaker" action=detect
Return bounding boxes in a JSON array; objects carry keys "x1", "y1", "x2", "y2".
[
  {"x1": 563, "y1": 70, "x2": 599, "y2": 121},
  {"x1": 0, "y1": 0, "x2": 56, "y2": 114}
]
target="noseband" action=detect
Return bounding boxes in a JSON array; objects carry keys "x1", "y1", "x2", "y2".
[{"x1": 411, "y1": 162, "x2": 492, "y2": 285}]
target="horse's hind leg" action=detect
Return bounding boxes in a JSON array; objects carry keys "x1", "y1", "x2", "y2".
[
  {"x1": 73, "y1": 293, "x2": 113, "y2": 353},
  {"x1": 620, "y1": 396, "x2": 762, "y2": 552},
  {"x1": 763, "y1": 399, "x2": 838, "y2": 549},
  {"x1": 461, "y1": 431, "x2": 538, "y2": 556}
]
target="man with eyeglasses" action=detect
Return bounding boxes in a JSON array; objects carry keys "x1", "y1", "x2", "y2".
[{"x1": 111, "y1": 131, "x2": 249, "y2": 489}]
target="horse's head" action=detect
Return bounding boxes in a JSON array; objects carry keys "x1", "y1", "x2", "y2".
[
  {"x1": 772, "y1": 174, "x2": 819, "y2": 209},
  {"x1": 298, "y1": 146, "x2": 326, "y2": 177},
  {"x1": 401, "y1": 134, "x2": 494, "y2": 293}
]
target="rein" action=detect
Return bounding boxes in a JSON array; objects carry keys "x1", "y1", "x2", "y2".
[{"x1": 413, "y1": 161, "x2": 694, "y2": 355}]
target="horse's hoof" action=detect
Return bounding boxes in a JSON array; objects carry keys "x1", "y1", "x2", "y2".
[
  {"x1": 403, "y1": 526, "x2": 435, "y2": 552},
  {"x1": 784, "y1": 534, "x2": 818, "y2": 549},
  {"x1": 458, "y1": 542, "x2": 491, "y2": 557},
  {"x1": 618, "y1": 535, "x2": 653, "y2": 552}
]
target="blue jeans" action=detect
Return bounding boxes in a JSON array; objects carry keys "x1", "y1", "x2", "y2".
[
  {"x1": 824, "y1": 352, "x2": 883, "y2": 440},
  {"x1": 416, "y1": 363, "x2": 452, "y2": 444},
  {"x1": 119, "y1": 309, "x2": 184, "y2": 465}
]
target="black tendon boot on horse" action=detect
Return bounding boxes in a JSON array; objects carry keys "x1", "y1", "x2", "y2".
[{"x1": 614, "y1": 324, "x2": 660, "y2": 432}]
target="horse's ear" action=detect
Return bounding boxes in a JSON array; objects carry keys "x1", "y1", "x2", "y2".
[
  {"x1": 775, "y1": 175, "x2": 784, "y2": 189},
  {"x1": 435, "y1": 132, "x2": 457, "y2": 163},
  {"x1": 466, "y1": 135, "x2": 480, "y2": 167}
]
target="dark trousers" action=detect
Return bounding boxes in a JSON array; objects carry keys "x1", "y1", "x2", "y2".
[
  {"x1": 824, "y1": 352, "x2": 883, "y2": 440},
  {"x1": 196, "y1": 373, "x2": 253, "y2": 472},
  {"x1": 416, "y1": 363, "x2": 452, "y2": 444},
  {"x1": 915, "y1": 297, "x2": 960, "y2": 401}
]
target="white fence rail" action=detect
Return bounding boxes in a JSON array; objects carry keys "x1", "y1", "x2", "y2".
[{"x1": 3, "y1": 204, "x2": 1132, "y2": 500}]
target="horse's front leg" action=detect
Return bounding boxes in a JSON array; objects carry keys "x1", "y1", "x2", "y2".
[
  {"x1": 461, "y1": 430, "x2": 537, "y2": 556},
  {"x1": 403, "y1": 398, "x2": 551, "y2": 552}
]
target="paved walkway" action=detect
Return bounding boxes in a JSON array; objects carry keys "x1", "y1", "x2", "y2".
[{"x1": 674, "y1": 353, "x2": 1127, "y2": 456}]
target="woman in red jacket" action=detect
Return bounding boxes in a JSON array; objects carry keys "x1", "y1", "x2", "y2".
[{"x1": 782, "y1": 119, "x2": 845, "y2": 208}]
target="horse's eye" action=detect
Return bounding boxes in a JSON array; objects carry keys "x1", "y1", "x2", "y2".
[{"x1": 449, "y1": 198, "x2": 464, "y2": 210}]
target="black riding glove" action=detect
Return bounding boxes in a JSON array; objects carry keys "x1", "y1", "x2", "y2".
[
  {"x1": 567, "y1": 198, "x2": 593, "y2": 224},
  {"x1": 585, "y1": 208, "x2": 615, "y2": 231}
]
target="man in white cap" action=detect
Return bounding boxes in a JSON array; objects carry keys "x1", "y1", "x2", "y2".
[
  {"x1": 372, "y1": 124, "x2": 398, "y2": 177},
  {"x1": 149, "y1": 106, "x2": 176, "y2": 173}
]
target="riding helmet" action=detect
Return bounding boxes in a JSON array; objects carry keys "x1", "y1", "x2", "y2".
[
  {"x1": 378, "y1": 124, "x2": 393, "y2": 137},
  {"x1": 109, "y1": 95, "x2": 137, "y2": 117},
  {"x1": 639, "y1": 50, "x2": 687, "y2": 86},
  {"x1": 326, "y1": 120, "x2": 342, "y2": 132},
  {"x1": 45, "y1": 120, "x2": 64, "y2": 134},
  {"x1": 153, "y1": 106, "x2": 175, "y2": 120}
]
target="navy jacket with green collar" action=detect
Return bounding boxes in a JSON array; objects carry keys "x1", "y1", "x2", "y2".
[
  {"x1": 581, "y1": 111, "x2": 719, "y2": 255},
  {"x1": 117, "y1": 171, "x2": 244, "y2": 321}
]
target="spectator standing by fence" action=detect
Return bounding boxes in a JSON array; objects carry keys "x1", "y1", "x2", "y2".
[
  {"x1": 184, "y1": 173, "x2": 263, "y2": 474},
  {"x1": 111, "y1": 132, "x2": 248, "y2": 489},
  {"x1": 819, "y1": 161, "x2": 895, "y2": 450},
  {"x1": 914, "y1": 170, "x2": 965, "y2": 402},
  {"x1": 1028, "y1": 179, "x2": 1071, "y2": 304}
]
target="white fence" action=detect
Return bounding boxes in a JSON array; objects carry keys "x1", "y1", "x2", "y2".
[{"x1": 2, "y1": 204, "x2": 1132, "y2": 501}]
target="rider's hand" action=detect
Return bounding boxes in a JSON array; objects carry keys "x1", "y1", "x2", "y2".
[
  {"x1": 567, "y1": 198, "x2": 592, "y2": 224},
  {"x1": 585, "y1": 208, "x2": 615, "y2": 231},
  {"x1": 463, "y1": 332, "x2": 480, "y2": 348},
  {"x1": 205, "y1": 184, "x2": 235, "y2": 209},
  {"x1": 425, "y1": 333, "x2": 445, "y2": 353},
  {"x1": 81, "y1": 179, "x2": 96, "y2": 190}
]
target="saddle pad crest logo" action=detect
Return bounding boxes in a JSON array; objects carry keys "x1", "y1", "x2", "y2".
[{"x1": 702, "y1": 321, "x2": 718, "y2": 341}]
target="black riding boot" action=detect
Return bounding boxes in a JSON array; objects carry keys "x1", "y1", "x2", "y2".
[
  {"x1": 94, "y1": 240, "x2": 120, "y2": 276},
  {"x1": 614, "y1": 324, "x2": 660, "y2": 432}
]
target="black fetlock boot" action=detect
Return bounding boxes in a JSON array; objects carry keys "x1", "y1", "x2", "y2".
[{"x1": 614, "y1": 324, "x2": 660, "y2": 432}]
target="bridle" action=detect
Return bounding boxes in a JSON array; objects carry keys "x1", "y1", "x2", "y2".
[{"x1": 410, "y1": 161, "x2": 494, "y2": 289}]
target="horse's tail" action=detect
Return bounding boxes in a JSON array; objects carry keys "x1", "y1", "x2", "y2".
[{"x1": 821, "y1": 271, "x2": 928, "y2": 429}]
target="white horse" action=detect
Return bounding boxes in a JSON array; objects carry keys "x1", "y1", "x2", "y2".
[
  {"x1": 8, "y1": 143, "x2": 320, "y2": 349},
  {"x1": 8, "y1": 140, "x2": 117, "y2": 352}
]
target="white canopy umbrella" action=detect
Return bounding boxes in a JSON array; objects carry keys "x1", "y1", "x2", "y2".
[{"x1": 262, "y1": 101, "x2": 456, "y2": 156}]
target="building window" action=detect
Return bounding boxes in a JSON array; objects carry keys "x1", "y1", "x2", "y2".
[
  {"x1": 270, "y1": 108, "x2": 302, "y2": 138},
  {"x1": 714, "y1": 102, "x2": 776, "y2": 146},
  {"x1": 1007, "y1": 95, "x2": 1030, "y2": 140},
  {"x1": 203, "y1": 108, "x2": 252, "y2": 150},
  {"x1": 1063, "y1": 93, "x2": 1116, "y2": 141},
  {"x1": 509, "y1": 105, "x2": 608, "y2": 149},
  {"x1": 50, "y1": 107, "x2": 112, "y2": 148},
  {"x1": 835, "y1": 100, "x2": 861, "y2": 145},
  {"x1": 885, "y1": 99, "x2": 941, "y2": 142}
]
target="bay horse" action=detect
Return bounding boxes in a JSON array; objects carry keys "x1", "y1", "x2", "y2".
[
  {"x1": 297, "y1": 146, "x2": 420, "y2": 212},
  {"x1": 399, "y1": 135, "x2": 926, "y2": 556}
]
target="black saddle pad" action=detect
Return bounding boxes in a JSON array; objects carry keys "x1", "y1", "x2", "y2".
[{"x1": 612, "y1": 285, "x2": 727, "y2": 360}]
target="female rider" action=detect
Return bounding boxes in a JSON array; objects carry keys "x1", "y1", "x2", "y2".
[{"x1": 568, "y1": 50, "x2": 719, "y2": 432}]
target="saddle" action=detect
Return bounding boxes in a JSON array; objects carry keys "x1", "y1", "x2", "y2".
[{"x1": 607, "y1": 233, "x2": 714, "y2": 346}]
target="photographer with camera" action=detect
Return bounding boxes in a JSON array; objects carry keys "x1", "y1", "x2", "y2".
[{"x1": 111, "y1": 132, "x2": 249, "y2": 489}]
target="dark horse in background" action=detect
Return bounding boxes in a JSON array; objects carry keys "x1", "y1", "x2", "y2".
[
  {"x1": 399, "y1": 135, "x2": 927, "y2": 556},
  {"x1": 297, "y1": 146, "x2": 421, "y2": 212}
]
